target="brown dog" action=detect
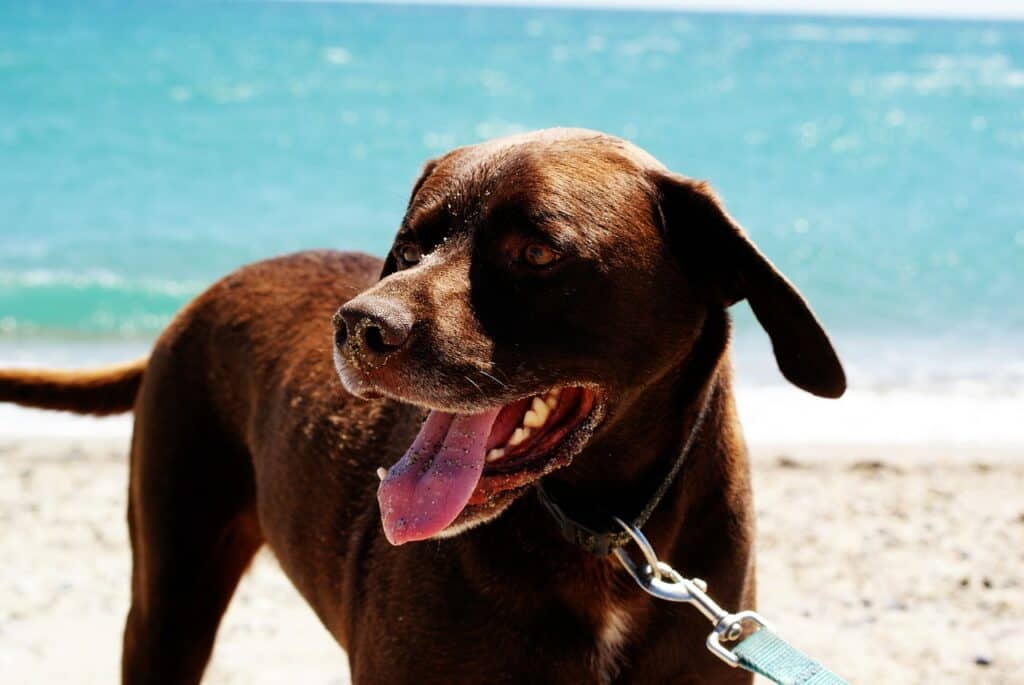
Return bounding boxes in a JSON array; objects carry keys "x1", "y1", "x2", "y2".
[{"x1": 0, "y1": 128, "x2": 844, "y2": 684}]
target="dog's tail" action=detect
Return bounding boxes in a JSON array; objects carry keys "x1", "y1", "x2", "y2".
[{"x1": 0, "y1": 357, "x2": 147, "y2": 415}]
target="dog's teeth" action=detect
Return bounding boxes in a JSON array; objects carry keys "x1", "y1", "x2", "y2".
[
  {"x1": 509, "y1": 427, "x2": 530, "y2": 446},
  {"x1": 376, "y1": 467, "x2": 388, "y2": 481},
  {"x1": 529, "y1": 397, "x2": 550, "y2": 424},
  {"x1": 545, "y1": 391, "x2": 559, "y2": 410},
  {"x1": 486, "y1": 448, "x2": 505, "y2": 463},
  {"x1": 523, "y1": 397, "x2": 549, "y2": 428}
]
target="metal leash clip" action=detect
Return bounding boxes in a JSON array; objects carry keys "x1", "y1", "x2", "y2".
[{"x1": 611, "y1": 517, "x2": 771, "y2": 667}]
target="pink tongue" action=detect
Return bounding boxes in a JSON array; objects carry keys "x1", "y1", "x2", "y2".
[{"x1": 377, "y1": 408, "x2": 501, "y2": 545}]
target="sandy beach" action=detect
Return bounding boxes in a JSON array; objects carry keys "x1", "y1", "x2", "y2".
[{"x1": 1, "y1": 429, "x2": 1021, "y2": 684}]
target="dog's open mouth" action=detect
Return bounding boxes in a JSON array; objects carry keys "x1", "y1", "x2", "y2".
[{"x1": 377, "y1": 387, "x2": 597, "y2": 545}]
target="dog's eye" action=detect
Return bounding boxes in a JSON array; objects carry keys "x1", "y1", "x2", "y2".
[
  {"x1": 522, "y1": 243, "x2": 560, "y2": 267},
  {"x1": 397, "y1": 244, "x2": 422, "y2": 265}
]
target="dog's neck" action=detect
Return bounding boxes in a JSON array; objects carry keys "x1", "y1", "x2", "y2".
[
  {"x1": 544, "y1": 308, "x2": 732, "y2": 538},
  {"x1": 480, "y1": 310, "x2": 739, "y2": 569}
]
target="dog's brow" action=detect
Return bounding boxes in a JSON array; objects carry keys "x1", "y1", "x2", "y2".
[
  {"x1": 527, "y1": 208, "x2": 587, "y2": 248},
  {"x1": 480, "y1": 200, "x2": 580, "y2": 251},
  {"x1": 403, "y1": 201, "x2": 446, "y2": 234},
  {"x1": 487, "y1": 199, "x2": 567, "y2": 228},
  {"x1": 531, "y1": 208, "x2": 575, "y2": 226}
]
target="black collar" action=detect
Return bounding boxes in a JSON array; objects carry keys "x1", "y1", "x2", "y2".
[{"x1": 534, "y1": 374, "x2": 718, "y2": 557}]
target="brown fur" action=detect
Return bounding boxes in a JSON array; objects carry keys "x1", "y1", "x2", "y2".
[
  {"x1": 0, "y1": 357, "x2": 146, "y2": 415},
  {"x1": 0, "y1": 128, "x2": 844, "y2": 684}
]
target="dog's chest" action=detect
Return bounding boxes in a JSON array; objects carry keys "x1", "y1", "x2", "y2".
[{"x1": 592, "y1": 603, "x2": 633, "y2": 683}]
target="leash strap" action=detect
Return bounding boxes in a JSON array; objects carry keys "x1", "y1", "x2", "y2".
[{"x1": 733, "y1": 628, "x2": 848, "y2": 685}]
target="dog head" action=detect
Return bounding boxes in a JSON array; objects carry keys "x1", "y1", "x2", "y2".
[{"x1": 333, "y1": 128, "x2": 844, "y2": 544}]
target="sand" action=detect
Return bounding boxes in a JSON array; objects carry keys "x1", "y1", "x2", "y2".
[{"x1": 1, "y1": 435, "x2": 1021, "y2": 684}]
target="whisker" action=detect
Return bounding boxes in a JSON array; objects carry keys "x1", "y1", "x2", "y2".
[
  {"x1": 464, "y1": 374, "x2": 487, "y2": 400},
  {"x1": 477, "y1": 369, "x2": 507, "y2": 388}
]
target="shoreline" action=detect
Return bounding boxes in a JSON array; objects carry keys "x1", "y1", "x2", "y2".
[
  {"x1": 4, "y1": 383, "x2": 1022, "y2": 448},
  {"x1": 3, "y1": 335, "x2": 1023, "y2": 446}
]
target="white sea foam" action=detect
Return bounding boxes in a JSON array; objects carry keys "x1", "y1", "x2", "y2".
[
  {"x1": 2, "y1": 383, "x2": 1019, "y2": 447},
  {"x1": 785, "y1": 23, "x2": 916, "y2": 44},
  {"x1": 322, "y1": 46, "x2": 352, "y2": 65},
  {"x1": 0, "y1": 340, "x2": 1020, "y2": 447},
  {"x1": 877, "y1": 52, "x2": 1024, "y2": 94},
  {"x1": 736, "y1": 384, "x2": 1024, "y2": 448},
  {"x1": 0, "y1": 270, "x2": 202, "y2": 297},
  {"x1": 0, "y1": 404, "x2": 133, "y2": 439}
]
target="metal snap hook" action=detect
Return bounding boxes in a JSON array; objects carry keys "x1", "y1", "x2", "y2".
[
  {"x1": 610, "y1": 517, "x2": 773, "y2": 668},
  {"x1": 611, "y1": 516, "x2": 663, "y2": 580}
]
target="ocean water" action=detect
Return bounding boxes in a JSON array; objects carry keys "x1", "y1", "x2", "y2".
[{"x1": 1, "y1": 2, "x2": 1023, "y2": 405}]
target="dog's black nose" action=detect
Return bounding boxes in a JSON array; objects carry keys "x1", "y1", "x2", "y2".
[{"x1": 334, "y1": 297, "x2": 413, "y2": 364}]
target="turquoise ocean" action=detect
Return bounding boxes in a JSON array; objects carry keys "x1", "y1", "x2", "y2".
[{"x1": 2, "y1": 1, "x2": 1023, "y2": 430}]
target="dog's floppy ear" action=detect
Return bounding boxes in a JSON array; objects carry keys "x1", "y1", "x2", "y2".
[
  {"x1": 654, "y1": 171, "x2": 846, "y2": 398},
  {"x1": 380, "y1": 159, "x2": 438, "y2": 280}
]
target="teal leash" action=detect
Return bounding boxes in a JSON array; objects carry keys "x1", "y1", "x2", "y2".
[
  {"x1": 611, "y1": 518, "x2": 849, "y2": 685},
  {"x1": 733, "y1": 628, "x2": 847, "y2": 685}
]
